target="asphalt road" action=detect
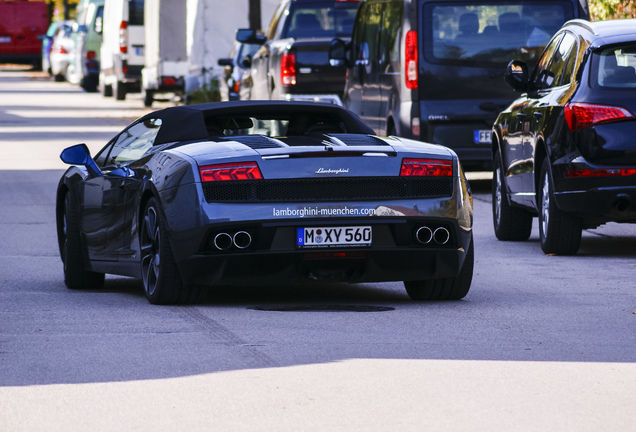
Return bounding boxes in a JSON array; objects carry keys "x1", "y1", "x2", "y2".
[{"x1": 1, "y1": 67, "x2": 635, "y2": 431}]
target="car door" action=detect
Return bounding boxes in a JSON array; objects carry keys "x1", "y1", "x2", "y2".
[
  {"x1": 355, "y1": 2, "x2": 382, "y2": 132},
  {"x1": 377, "y1": 1, "x2": 402, "y2": 135},
  {"x1": 523, "y1": 32, "x2": 578, "y2": 203},
  {"x1": 505, "y1": 34, "x2": 564, "y2": 207},
  {"x1": 85, "y1": 118, "x2": 162, "y2": 262}
]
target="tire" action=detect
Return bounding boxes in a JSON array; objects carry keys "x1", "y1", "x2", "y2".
[
  {"x1": 81, "y1": 75, "x2": 99, "y2": 93},
  {"x1": 404, "y1": 235, "x2": 474, "y2": 301},
  {"x1": 140, "y1": 198, "x2": 200, "y2": 305},
  {"x1": 115, "y1": 81, "x2": 126, "y2": 100},
  {"x1": 53, "y1": 73, "x2": 65, "y2": 82},
  {"x1": 538, "y1": 159, "x2": 582, "y2": 255},
  {"x1": 102, "y1": 83, "x2": 113, "y2": 97},
  {"x1": 60, "y1": 192, "x2": 105, "y2": 290},
  {"x1": 143, "y1": 90, "x2": 154, "y2": 107},
  {"x1": 492, "y1": 151, "x2": 533, "y2": 241}
]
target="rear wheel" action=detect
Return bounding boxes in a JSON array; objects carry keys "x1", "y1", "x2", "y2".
[
  {"x1": 140, "y1": 198, "x2": 200, "y2": 305},
  {"x1": 60, "y1": 192, "x2": 105, "y2": 290},
  {"x1": 404, "y1": 235, "x2": 474, "y2": 301},
  {"x1": 143, "y1": 90, "x2": 154, "y2": 107},
  {"x1": 538, "y1": 159, "x2": 581, "y2": 255},
  {"x1": 492, "y1": 151, "x2": 533, "y2": 241},
  {"x1": 115, "y1": 81, "x2": 126, "y2": 100},
  {"x1": 102, "y1": 83, "x2": 113, "y2": 97}
]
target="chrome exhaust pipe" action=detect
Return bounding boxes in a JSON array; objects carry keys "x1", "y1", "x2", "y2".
[
  {"x1": 214, "y1": 233, "x2": 233, "y2": 250},
  {"x1": 233, "y1": 231, "x2": 252, "y2": 249},
  {"x1": 433, "y1": 227, "x2": 450, "y2": 245},
  {"x1": 415, "y1": 226, "x2": 433, "y2": 244}
]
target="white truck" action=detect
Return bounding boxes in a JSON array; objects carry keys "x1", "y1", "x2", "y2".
[{"x1": 141, "y1": 0, "x2": 188, "y2": 107}]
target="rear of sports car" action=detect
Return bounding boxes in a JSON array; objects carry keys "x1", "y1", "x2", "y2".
[{"x1": 160, "y1": 132, "x2": 473, "y2": 299}]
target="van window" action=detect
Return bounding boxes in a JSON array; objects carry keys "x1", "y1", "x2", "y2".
[
  {"x1": 129, "y1": 0, "x2": 144, "y2": 26},
  {"x1": 283, "y1": 1, "x2": 359, "y2": 39},
  {"x1": 423, "y1": 2, "x2": 574, "y2": 68}
]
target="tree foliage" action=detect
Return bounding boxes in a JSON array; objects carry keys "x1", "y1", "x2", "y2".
[{"x1": 590, "y1": 0, "x2": 636, "y2": 20}]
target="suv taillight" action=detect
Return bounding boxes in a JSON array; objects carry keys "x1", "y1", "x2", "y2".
[
  {"x1": 405, "y1": 30, "x2": 418, "y2": 90},
  {"x1": 281, "y1": 53, "x2": 296, "y2": 86},
  {"x1": 564, "y1": 102, "x2": 634, "y2": 131},
  {"x1": 119, "y1": 21, "x2": 128, "y2": 54},
  {"x1": 199, "y1": 162, "x2": 263, "y2": 182},
  {"x1": 400, "y1": 158, "x2": 452, "y2": 177}
]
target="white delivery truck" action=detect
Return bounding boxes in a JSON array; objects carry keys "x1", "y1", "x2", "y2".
[
  {"x1": 141, "y1": 0, "x2": 188, "y2": 107},
  {"x1": 100, "y1": 0, "x2": 145, "y2": 100}
]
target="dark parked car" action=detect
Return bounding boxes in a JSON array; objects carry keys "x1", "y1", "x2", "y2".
[
  {"x1": 218, "y1": 30, "x2": 265, "y2": 101},
  {"x1": 329, "y1": 0, "x2": 589, "y2": 169},
  {"x1": 492, "y1": 19, "x2": 636, "y2": 255},
  {"x1": 56, "y1": 101, "x2": 474, "y2": 305}
]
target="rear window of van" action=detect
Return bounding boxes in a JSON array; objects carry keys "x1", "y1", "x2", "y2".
[{"x1": 423, "y1": 2, "x2": 574, "y2": 68}]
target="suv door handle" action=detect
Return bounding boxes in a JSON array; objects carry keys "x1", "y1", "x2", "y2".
[
  {"x1": 533, "y1": 112, "x2": 543, "y2": 119},
  {"x1": 516, "y1": 113, "x2": 527, "y2": 119}
]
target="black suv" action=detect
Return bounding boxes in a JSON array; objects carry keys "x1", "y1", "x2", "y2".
[
  {"x1": 329, "y1": 0, "x2": 588, "y2": 169},
  {"x1": 492, "y1": 19, "x2": 636, "y2": 255}
]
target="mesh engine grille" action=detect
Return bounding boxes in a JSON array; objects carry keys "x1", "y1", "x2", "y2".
[{"x1": 202, "y1": 177, "x2": 453, "y2": 202}]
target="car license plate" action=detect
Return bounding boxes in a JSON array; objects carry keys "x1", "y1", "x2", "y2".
[
  {"x1": 474, "y1": 130, "x2": 492, "y2": 144},
  {"x1": 134, "y1": 46, "x2": 144, "y2": 56},
  {"x1": 297, "y1": 226, "x2": 372, "y2": 248},
  {"x1": 0, "y1": 37, "x2": 11, "y2": 43}
]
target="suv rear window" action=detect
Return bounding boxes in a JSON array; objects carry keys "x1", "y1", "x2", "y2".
[
  {"x1": 423, "y1": 2, "x2": 574, "y2": 68},
  {"x1": 594, "y1": 44, "x2": 636, "y2": 89},
  {"x1": 283, "y1": 2, "x2": 359, "y2": 39},
  {"x1": 129, "y1": 0, "x2": 144, "y2": 26}
]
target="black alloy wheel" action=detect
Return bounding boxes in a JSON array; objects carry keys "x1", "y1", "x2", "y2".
[
  {"x1": 492, "y1": 151, "x2": 533, "y2": 241},
  {"x1": 538, "y1": 159, "x2": 582, "y2": 255},
  {"x1": 140, "y1": 197, "x2": 200, "y2": 305},
  {"x1": 61, "y1": 192, "x2": 105, "y2": 290},
  {"x1": 404, "y1": 235, "x2": 474, "y2": 301}
]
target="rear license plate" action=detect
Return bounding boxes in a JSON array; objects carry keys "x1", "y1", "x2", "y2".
[
  {"x1": 474, "y1": 130, "x2": 492, "y2": 144},
  {"x1": 0, "y1": 37, "x2": 11, "y2": 43},
  {"x1": 134, "y1": 46, "x2": 144, "y2": 56},
  {"x1": 297, "y1": 226, "x2": 372, "y2": 248}
]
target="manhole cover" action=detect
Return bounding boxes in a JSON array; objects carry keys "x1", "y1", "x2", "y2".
[{"x1": 249, "y1": 305, "x2": 395, "y2": 312}]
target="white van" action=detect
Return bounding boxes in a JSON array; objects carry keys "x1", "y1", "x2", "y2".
[{"x1": 99, "y1": 0, "x2": 145, "y2": 100}]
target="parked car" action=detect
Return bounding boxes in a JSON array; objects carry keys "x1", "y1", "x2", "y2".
[
  {"x1": 49, "y1": 21, "x2": 76, "y2": 82},
  {"x1": 56, "y1": 101, "x2": 474, "y2": 305},
  {"x1": 42, "y1": 22, "x2": 63, "y2": 75},
  {"x1": 218, "y1": 31, "x2": 265, "y2": 101},
  {"x1": 492, "y1": 18, "x2": 636, "y2": 255},
  {"x1": 246, "y1": 0, "x2": 360, "y2": 104},
  {"x1": 72, "y1": 0, "x2": 105, "y2": 92},
  {"x1": 329, "y1": 0, "x2": 589, "y2": 169},
  {"x1": 0, "y1": 0, "x2": 48, "y2": 70},
  {"x1": 100, "y1": 0, "x2": 145, "y2": 100}
]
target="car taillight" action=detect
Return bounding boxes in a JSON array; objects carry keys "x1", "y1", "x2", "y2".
[
  {"x1": 565, "y1": 168, "x2": 636, "y2": 178},
  {"x1": 564, "y1": 102, "x2": 634, "y2": 131},
  {"x1": 119, "y1": 21, "x2": 128, "y2": 54},
  {"x1": 405, "y1": 30, "x2": 418, "y2": 90},
  {"x1": 400, "y1": 158, "x2": 452, "y2": 176},
  {"x1": 53, "y1": 45, "x2": 68, "y2": 54},
  {"x1": 161, "y1": 76, "x2": 176, "y2": 86},
  {"x1": 281, "y1": 53, "x2": 296, "y2": 86},
  {"x1": 233, "y1": 80, "x2": 240, "y2": 92},
  {"x1": 199, "y1": 162, "x2": 263, "y2": 182},
  {"x1": 86, "y1": 51, "x2": 96, "y2": 60}
]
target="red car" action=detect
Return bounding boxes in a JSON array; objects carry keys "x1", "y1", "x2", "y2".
[{"x1": 0, "y1": 0, "x2": 48, "y2": 69}]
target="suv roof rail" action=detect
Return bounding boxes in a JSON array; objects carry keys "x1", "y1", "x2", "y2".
[{"x1": 563, "y1": 19, "x2": 596, "y2": 35}]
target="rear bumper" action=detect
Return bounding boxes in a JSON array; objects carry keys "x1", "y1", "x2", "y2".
[
  {"x1": 555, "y1": 186, "x2": 636, "y2": 222},
  {"x1": 282, "y1": 93, "x2": 342, "y2": 106}
]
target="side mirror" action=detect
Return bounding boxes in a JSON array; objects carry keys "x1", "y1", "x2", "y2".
[
  {"x1": 241, "y1": 54, "x2": 252, "y2": 69},
  {"x1": 217, "y1": 58, "x2": 234, "y2": 67},
  {"x1": 236, "y1": 28, "x2": 266, "y2": 45},
  {"x1": 329, "y1": 39, "x2": 347, "y2": 67},
  {"x1": 504, "y1": 60, "x2": 529, "y2": 92},
  {"x1": 60, "y1": 144, "x2": 102, "y2": 176}
]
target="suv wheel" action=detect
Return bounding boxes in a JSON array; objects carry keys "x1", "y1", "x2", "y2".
[
  {"x1": 492, "y1": 151, "x2": 532, "y2": 241},
  {"x1": 538, "y1": 159, "x2": 582, "y2": 255}
]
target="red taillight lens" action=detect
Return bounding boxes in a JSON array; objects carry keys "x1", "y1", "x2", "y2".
[
  {"x1": 54, "y1": 45, "x2": 68, "y2": 54},
  {"x1": 565, "y1": 168, "x2": 636, "y2": 178},
  {"x1": 233, "y1": 80, "x2": 240, "y2": 92},
  {"x1": 199, "y1": 162, "x2": 263, "y2": 182},
  {"x1": 400, "y1": 158, "x2": 452, "y2": 176},
  {"x1": 86, "y1": 51, "x2": 96, "y2": 60},
  {"x1": 405, "y1": 30, "x2": 418, "y2": 90},
  {"x1": 564, "y1": 102, "x2": 634, "y2": 131},
  {"x1": 281, "y1": 53, "x2": 296, "y2": 86},
  {"x1": 119, "y1": 21, "x2": 128, "y2": 54},
  {"x1": 161, "y1": 76, "x2": 176, "y2": 86}
]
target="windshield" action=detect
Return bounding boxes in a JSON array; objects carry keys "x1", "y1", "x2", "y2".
[
  {"x1": 283, "y1": 2, "x2": 359, "y2": 39},
  {"x1": 423, "y1": 2, "x2": 574, "y2": 68}
]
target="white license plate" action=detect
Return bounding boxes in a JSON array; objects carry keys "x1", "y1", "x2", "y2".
[
  {"x1": 474, "y1": 130, "x2": 492, "y2": 144},
  {"x1": 0, "y1": 37, "x2": 11, "y2": 43},
  {"x1": 297, "y1": 226, "x2": 372, "y2": 248}
]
